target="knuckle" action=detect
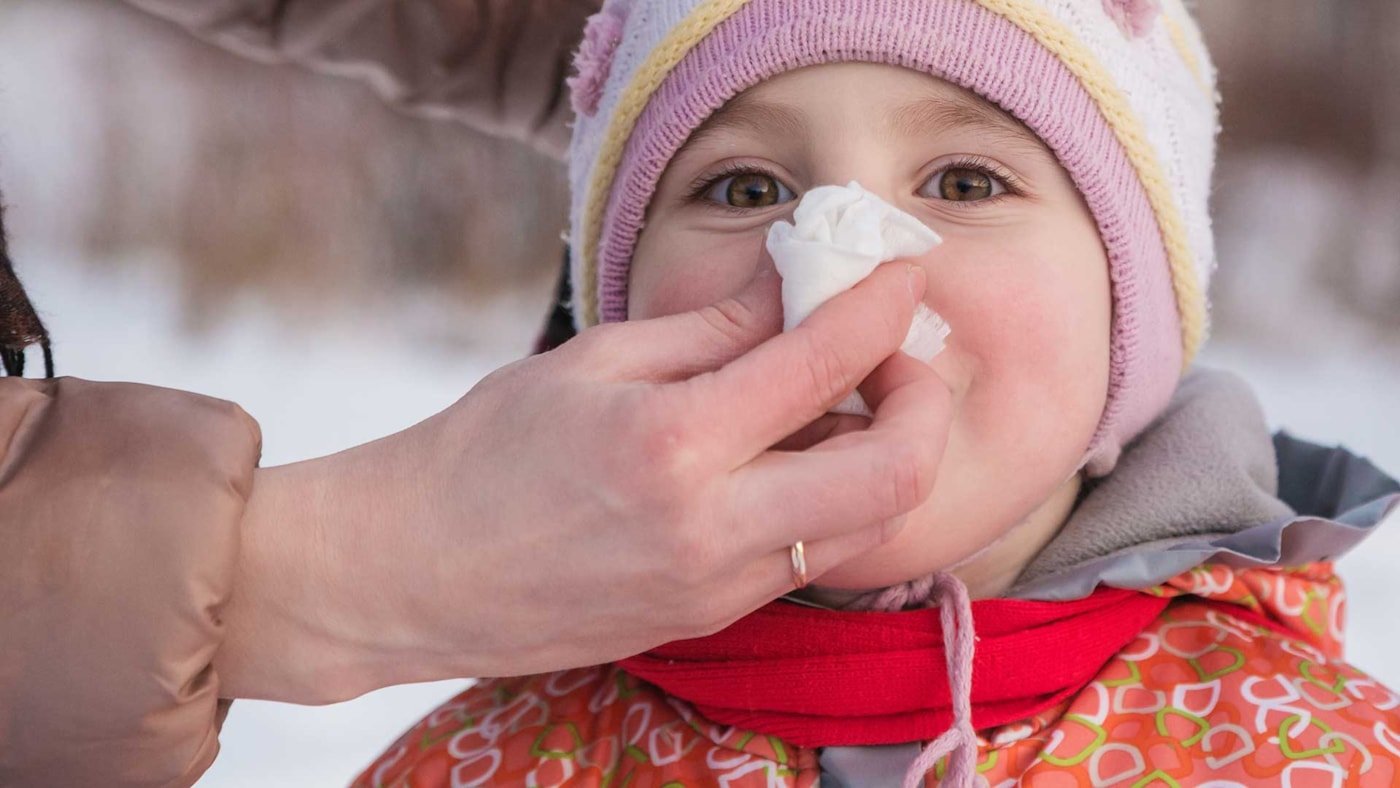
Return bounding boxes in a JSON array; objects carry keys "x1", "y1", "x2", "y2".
[
  {"x1": 881, "y1": 441, "x2": 933, "y2": 515},
  {"x1": 801, "y1": 334, "x2": 856, "y2": 408},
  {"x1": 873, "y1": 294, "x2": 910, "y2": 342},
  {"x1": 632, "y1": 409, "x2": 702, "y2": 493},
  {"x1": 597, "y1": 395, "x2": 666, "y2": 495},
  {"x1": 696, "y1": 297, "x2": 755, "y2": 344},
  {"x1": 602, "y1": 391, "x2": 712, "y2": 525}
]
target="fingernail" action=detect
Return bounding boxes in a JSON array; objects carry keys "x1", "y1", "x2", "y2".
[
  {"x1": 881, "y1": 515, "x2": 908, "y2": 544},
  {"x1": 906, "y1": 264, "x2": 927, "y2": 301}
]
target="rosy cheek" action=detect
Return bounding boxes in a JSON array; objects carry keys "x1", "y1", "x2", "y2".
[
  {"x1": 630, "y1": 232, "x2": 767, "y2": 319},
  {"x1": 930, "y1": 244, "x2": 1110, "y2": 448},
  {"x1": 936, "y1": 255, "x2": 1072, "y2": 365}
]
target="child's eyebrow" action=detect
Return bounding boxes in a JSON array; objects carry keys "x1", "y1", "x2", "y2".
[
  {"x1": 678, "y1": 86, "x2": 1050, "y2": 159},
  {"x1": 886, "y1": 96, "x2": 1050, "y2": 157},
  {"x1": 682, "y1": 93, "x2": 808, "y2": 153}
]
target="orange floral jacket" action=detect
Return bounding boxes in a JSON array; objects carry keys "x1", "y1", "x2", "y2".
[{"x1": 354, "y1": 562, "x2": 1400, "y2": 787}]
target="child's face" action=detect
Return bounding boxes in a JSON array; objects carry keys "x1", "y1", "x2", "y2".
[{"x1": 628, "y1": 63, "x2": 1111, "y2": 591}]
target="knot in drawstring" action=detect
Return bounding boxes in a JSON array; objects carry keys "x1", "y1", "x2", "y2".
[{"x1": 902, "y1": 572, "x2": 978, "y2": 788}]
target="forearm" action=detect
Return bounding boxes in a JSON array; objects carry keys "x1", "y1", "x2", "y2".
[
  {"x1": 216, "y1": 416, "x2": 474, "y2": 703},
  {"x1": 121, "y1": 0, "x2": 602, "y2": 158}
]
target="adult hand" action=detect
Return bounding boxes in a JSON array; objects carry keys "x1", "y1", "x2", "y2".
[{"x1": 220, "y1": 261, "x2": 952, "y2": 703}]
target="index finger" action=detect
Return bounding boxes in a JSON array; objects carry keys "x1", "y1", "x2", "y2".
[
  {"x1": 682, "y1": 261, "x2": 925, "y2": 465},
  {"x1": 728, "y1": 350, "x2": 953, "y2": 555}
]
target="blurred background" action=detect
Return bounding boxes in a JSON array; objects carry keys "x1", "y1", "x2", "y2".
[{"x1": 0, "y1": 0, "x2": 1396, "y2": 784}]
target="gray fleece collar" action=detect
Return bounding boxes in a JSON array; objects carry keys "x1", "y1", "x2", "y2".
[{"x1": 1009, "y1": 366, "x2": 1400, "y2": 600}]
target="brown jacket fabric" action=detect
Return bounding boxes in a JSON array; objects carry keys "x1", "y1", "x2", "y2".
[
  {"x1": 0, "y1": 378, "x2": 261, "y2": 787},
  {"x1": 1, "y1": 2, "x2": 593, "y2": 784},
  {"x1": 124, "y1": 0, "x2": 602, "y2": 158}
]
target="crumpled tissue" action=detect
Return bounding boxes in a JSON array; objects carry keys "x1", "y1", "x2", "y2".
[{"x1": 765, "y1": 181, "x2": 950, "y2": 417}]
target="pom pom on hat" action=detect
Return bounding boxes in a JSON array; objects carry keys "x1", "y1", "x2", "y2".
[
  {"x1": 1103, "y1": 0, "x2": 1161, "y2": 38},
  {"x1": 569, "y1": 0, "x2": 634, "y2": 117}
]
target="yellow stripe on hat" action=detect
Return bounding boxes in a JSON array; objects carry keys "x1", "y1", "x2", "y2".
[
  {"x1": 973, "y1": 0, "x2": 1208, "y2": 365},
  {"x1": 1161, "y1": 8, "x2": 1212, "y2": 96},
  {"x1": 578, "y1": 0, "x2": 1208, "y2": 367},
  {"x1": 578, "y1": 0, "x2": 755, "y2": 328}
]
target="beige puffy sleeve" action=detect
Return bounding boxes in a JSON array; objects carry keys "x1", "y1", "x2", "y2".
[
  {"x1": 121, "y1": 0, "x2": 602, "y2": 158},
  {"x1": 0, "y1": 377, "x2": 262, "y2": 787}
]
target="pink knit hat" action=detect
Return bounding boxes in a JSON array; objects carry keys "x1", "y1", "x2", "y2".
[{"x1": 565, "y1": 0, "x2": 1220, "y2": 477}]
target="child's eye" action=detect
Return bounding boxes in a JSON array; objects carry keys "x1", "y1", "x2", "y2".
[
  {"x1": 703, "y1": 172, "x2": 796, "y2": 209},
  {"x1": 918, "y1": 164, "x2": 1011, "y2": 203}
]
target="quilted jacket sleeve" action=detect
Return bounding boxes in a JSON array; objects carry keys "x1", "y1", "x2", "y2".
[{"x1": 0, "y1": 377, "x2": 262, "y2": 787}]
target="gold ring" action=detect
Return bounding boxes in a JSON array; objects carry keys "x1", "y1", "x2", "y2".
[{"x1": 790, "y1": 541, "x2": 809, "y2": 590}]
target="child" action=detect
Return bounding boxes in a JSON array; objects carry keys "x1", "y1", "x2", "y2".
[{"x1": 356, "y1": 0, "x2": 1400, "y2": 785}]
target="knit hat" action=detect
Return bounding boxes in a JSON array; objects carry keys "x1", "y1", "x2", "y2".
[{"x1": 565, "y1": 0, "x2": 1220, "y2": 477}]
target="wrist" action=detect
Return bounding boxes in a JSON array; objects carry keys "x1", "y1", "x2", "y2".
[
  {"x1": 216, "y1": 458, "x2": 353, "y2": 702},
  {"x1": 216, "y1": 430, "x2": 465, "y2": 702}
]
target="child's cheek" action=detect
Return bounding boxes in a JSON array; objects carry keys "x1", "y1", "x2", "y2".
[
  {"x1": 931, "y1": 245, "x2": 1110, "y2": 450},
  {"x1": 933, "y1": 249, "x2": 1075, "y2": 369},
  {"x1": 629, "y1": 231, "x2": 765, "y2": 320}
]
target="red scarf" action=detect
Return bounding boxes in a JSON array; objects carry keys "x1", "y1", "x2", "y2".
[{"x1": 618, "y1": 587, "x2": 1169, "y2": 747}]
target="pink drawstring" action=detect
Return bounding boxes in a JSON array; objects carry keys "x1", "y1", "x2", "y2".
[
  {"x1": 840, "y1": 572, "x2": 980, "y2": 786},
  {"x1": 902, "y1": 573, "x2": 978, "y2": 788},
  {"x1": 851, "y1": 574, "x2": 937, "y2": 612}
]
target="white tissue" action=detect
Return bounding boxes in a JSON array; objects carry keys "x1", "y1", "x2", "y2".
[{"x1": 765, "y1": 181, "x2": 951, "y2": 417}]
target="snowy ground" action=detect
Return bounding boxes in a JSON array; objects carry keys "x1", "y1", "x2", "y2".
[{"x1": 12, "y1": 251, "x2": 1400, "y2": 786}]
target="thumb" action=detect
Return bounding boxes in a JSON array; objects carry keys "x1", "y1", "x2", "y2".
[{"x1": 590, "y1": 260, "x2": 784, "y2": 383}]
